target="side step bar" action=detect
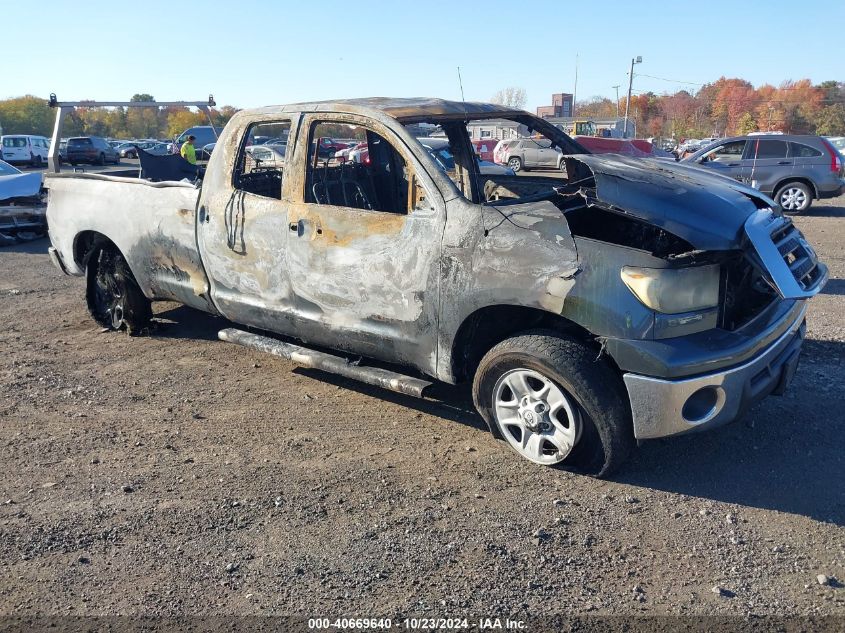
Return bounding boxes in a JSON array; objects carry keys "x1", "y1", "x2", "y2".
[{"x1": 218, "y1": 328, "x2": 432, "y2": 398}]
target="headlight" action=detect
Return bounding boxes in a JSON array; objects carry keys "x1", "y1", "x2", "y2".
[{"x1": 620, "y1": 265, "x2": 720, "y2": 314}]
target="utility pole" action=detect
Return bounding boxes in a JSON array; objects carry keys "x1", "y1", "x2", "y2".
[
  {"x1": 572, "y1": 53, "x2": 579, "y2": 117},
  {"x1": 623, "y1": 56, "x2": 642, "y2": 138},
  {"x1": 612, "y1": 85, "x2": 620, "y2": 118}
]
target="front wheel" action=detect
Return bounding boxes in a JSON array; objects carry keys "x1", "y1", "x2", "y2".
[
  {"x1": 97, "y1": 153, "x2": 106, "y2": 166},
  {"x1": 86, "y1": 247, "x2": 152, "y2": 335},
  {"x1": 507, "y1": 156, "x2": 523, "y2": 172},
  {"x1": 775, "y1": 181, "x2": 812, "y2": 214},
  {"x1": 472, "y1": 330, "x2": 634, "y2": 477}
]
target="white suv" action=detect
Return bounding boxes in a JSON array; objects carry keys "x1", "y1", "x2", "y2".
[{"x1": 0, "y1": 135, "x2": 50, "y2": 167}]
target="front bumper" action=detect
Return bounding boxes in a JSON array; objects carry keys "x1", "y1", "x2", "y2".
[{"x1": 623, "y1": 303, "x2": 806, "y2": 439}]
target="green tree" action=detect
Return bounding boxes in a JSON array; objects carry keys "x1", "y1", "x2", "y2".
[
  {"x1": 814, "y1": 103, "x2": 845, "y2": 136},
  {"x1": 737, "y1": 112, "x2": 757, "y2": 134},
  {"x1": 0, "y1": 95, "x2": 54, "y2": 135}
]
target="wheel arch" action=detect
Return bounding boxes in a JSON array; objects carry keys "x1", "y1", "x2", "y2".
[
  {"x1": 448, "y1": 304, "x2": 606, "y2": 384},
  {"x1": 73, "y1": 230, "x2": 148, "y2": 297},
  {"x1": 73, "y1": 230, "x2": 119, "y2": 269},
  {"x1": 773, "y1": 177, "x2": 818, "y2": 199}
]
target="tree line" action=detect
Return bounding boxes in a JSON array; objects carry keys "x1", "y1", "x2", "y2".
[
  {"x1": 3, "y1": 79, "x2": 845, "y2": 141},
  {"x1": 572, "y1": 78, "x2": 845, "y2": 138},
  {"x1": 0, "y1": 94, "x2": 239, "y2": 140}
]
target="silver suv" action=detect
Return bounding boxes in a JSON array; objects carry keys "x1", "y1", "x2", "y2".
[
  {"x1": 496, "y1": 138, "x2": 565, "y2": 172},
  {"x1": 683, "y1": 134, "x2": 845, "y2": 213}
]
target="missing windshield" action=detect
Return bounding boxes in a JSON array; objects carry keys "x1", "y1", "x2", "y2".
[{"x1": 404, "y1": 115, "x2": 587, "y2": 204}]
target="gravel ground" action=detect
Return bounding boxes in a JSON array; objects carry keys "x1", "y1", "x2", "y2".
[{"x1": 0, "y1": 199, "x2": 843, "y2": 623}]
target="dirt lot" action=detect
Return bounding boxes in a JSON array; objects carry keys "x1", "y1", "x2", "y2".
[{"x1": 0, "y1": 199, "x2": 843, "y2": 624}]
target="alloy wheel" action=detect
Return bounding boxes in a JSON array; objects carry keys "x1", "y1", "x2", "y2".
[
  {"x1": 780, "y1": 187, "x2": 808, "y2": 211},
  {"x1": 492, "y1": 368, "x2": 582, "y2": 465}
]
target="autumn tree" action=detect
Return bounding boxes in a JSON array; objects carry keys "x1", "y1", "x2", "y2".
[
  {"x1": 166, "y1": 108, "x2": 206, "y2": 137},
  {"x1": 574, "y1": 97, "x2": 616, "y2": 119},
  {"x1": 212, "y1": 105, "x2": 240, "y2": 127},
  {"x1": 659, "y1": 90, "x2": 698, "y2": 137}
]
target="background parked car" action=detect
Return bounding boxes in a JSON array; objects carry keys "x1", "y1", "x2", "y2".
[
  {"x1": 683, "y1": 134, "x2": 845, "y2": 213},
  {"x1": 245, "y1": 144, "x2": 286, "y2": 167},
  {"x1": 116, "y1": 141, "x2": 157, "y2": 159},
  {"x1": 173, "y1": 126, "x2": 224, "y2": 155},
  {"x1": 495, "y1": 137, "x2": 564, "y2": 172},
  {"x1": 143, "y1": 143, "x2": 172, "y2": 157},
  {"x1": 419, "y1": 138, "x2": 515, "y2": 176},
  {"x1": 66, "y1": 136, "x2": 120, "y2": 166},
  {"x1": 826, "y1": 136, "x2": 845, "y2": 156},
  {"x1": 1, "y1": 135, "x2": 50, "y2": 167}
]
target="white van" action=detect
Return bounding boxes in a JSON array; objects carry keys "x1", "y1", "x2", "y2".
[{"x1": 1, "y1": 135, "x2": 51, "y2": 167}]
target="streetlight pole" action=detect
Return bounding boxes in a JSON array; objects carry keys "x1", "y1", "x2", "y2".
[
  {"x1": 612, "y1": 85, "x2": 620, "y2": 118},
  {"x1": 623, "y1": 56, "x2": 641, "y2": 138}
]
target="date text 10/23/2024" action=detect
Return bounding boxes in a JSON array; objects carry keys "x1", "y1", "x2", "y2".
[{"x1": 307, "y1": 618, "x2": 527, "y2": 630}]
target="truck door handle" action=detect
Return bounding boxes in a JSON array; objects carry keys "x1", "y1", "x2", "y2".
[
  {"x1": 777, "y1": 160, "x2": 791, "y2": 165},
  {"x1": 289, "y1": 222, "x2": 298, "y2": 232},
  {"x1": 198, "y1": 206, "x2": 209, "y2": 223},
  {"x1": 726, "y1": 163, "x2": 740, "y2": 167}
]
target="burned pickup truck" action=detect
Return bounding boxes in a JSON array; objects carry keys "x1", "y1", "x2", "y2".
[{"x1": 45, "y1": 98, "x2": 827, "y2": 476}]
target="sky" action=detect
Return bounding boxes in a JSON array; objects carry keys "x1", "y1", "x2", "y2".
[{"x1": 5, "y1": 0, "x2": 843, "y2": 112}]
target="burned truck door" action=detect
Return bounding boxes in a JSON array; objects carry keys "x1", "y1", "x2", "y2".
[
  {"x1": 285, "y1": 114, "x2": 446, "y2": 371},
  {"x1": 196, "y1": 117, "x2": 300, "y2": 334}
]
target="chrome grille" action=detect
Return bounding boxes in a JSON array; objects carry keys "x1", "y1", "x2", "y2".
[
  {"x1": 744, "y1": 210, "x2": 828, "y2": 300},
  {"x1": 770, "y1": 221, "x2": 824, "y2": 291}
]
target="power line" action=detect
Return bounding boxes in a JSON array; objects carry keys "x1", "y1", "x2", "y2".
[{"x1": 634, "y1": 73, "x2": 703, "y2": 86}]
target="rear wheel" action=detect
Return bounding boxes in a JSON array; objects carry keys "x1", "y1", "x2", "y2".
[
  {"x1": 472, "y1": 330, "x2": 634, "y2": 477},
  {"x1": 775, "y1": 181, "x2": 812, "y2": 214},
  {"x1": 86, "y1": 247, "x2": 152, "y2": 335}
]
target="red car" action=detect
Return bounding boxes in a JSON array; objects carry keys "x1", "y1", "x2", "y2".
[{"x1": 316, "y1": 137, "x2": 352, "y2": 158}]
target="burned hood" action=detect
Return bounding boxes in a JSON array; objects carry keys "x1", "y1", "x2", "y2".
[{"x1": 566, "y1": 154, "x2": 771, "y2": 250}]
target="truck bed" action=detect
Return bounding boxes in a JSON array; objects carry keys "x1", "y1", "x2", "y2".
[{"x1": 45, "y1": 172, "x2": 214, "y2": 312}]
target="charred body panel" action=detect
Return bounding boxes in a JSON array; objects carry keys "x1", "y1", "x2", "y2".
[{"x1": 45, "y1": 174, "x2": 214, "y2": 313}]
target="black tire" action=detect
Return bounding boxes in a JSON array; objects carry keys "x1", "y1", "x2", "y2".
[
  {"x1": 507, "y1": 156, "x2": 523, "y2": 173},
  {"x1": 70, "y1": 162, "x2": 77, "y2": 167},
  {"x1": 472, "y1": 329, "x2": 635, "y2": 477},
  {"x1": 32, "y1": 155, "x2": 43, "y2": 168},
  {"x1": 774, "y1": 181, "x2": 812, "y2": 214},
  {"x1": 86, "y1": 246, "x2": 152, "y2": 335},
  {"x1": 97, "y1": 153, "x2": 106, "y2": 166}
]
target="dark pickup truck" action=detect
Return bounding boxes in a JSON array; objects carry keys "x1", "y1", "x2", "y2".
[{"x1": 45, "y1": 98, "x2": 828, "y2": 476}]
